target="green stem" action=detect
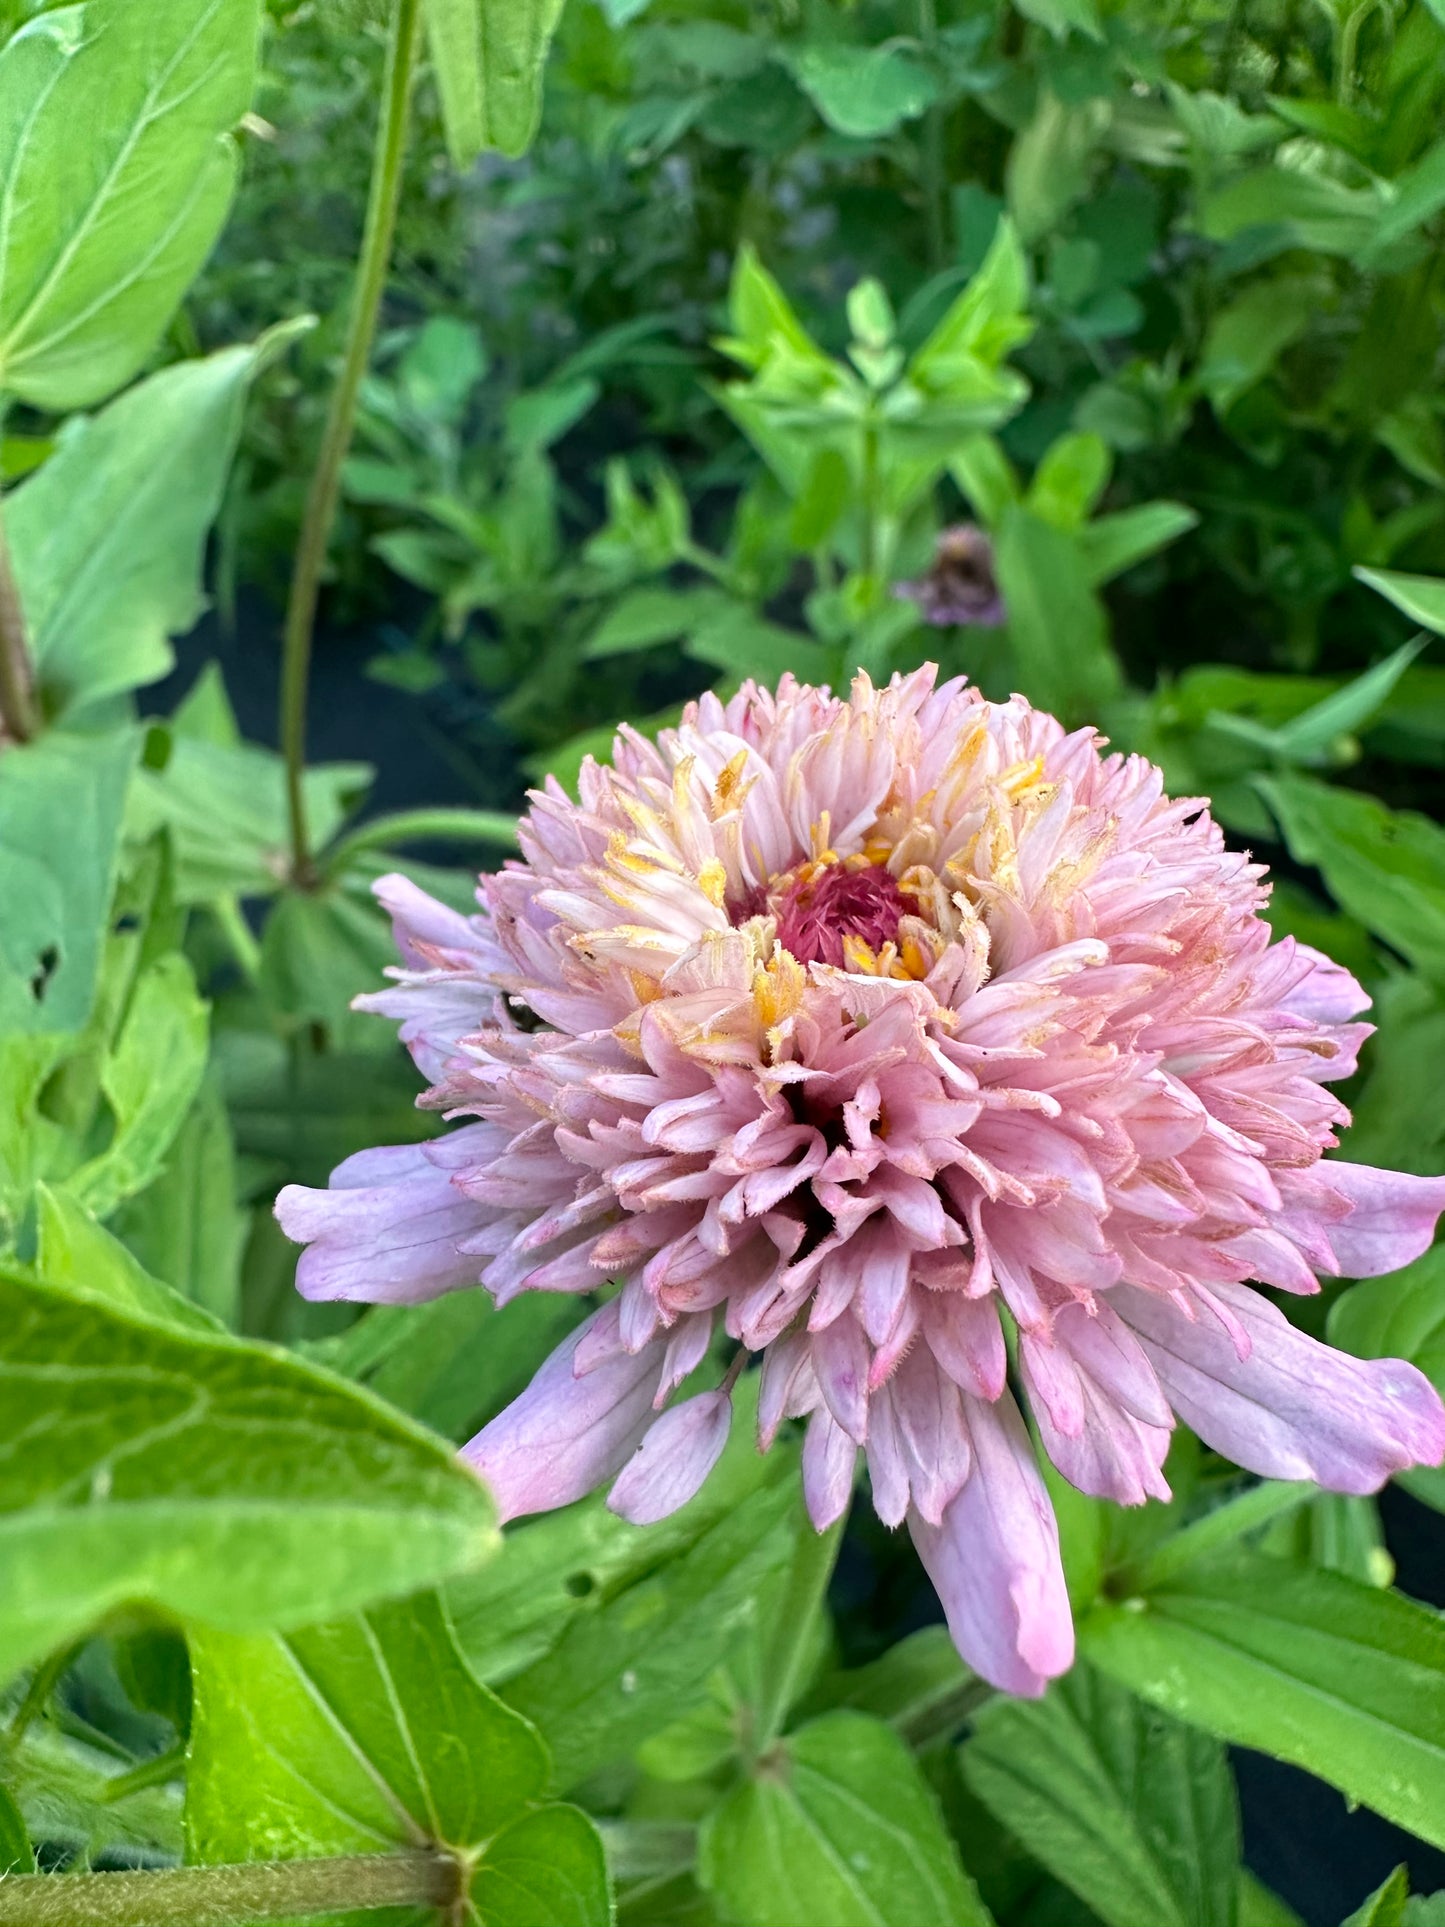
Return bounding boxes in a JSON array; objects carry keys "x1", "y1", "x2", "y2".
[
  {"x1": 1119, "y1": 1479, "x2": 1311, "y2": 1595},
  {"x1": 752, "y1": 1506, "x2": 847, "y2": 1751},
  {"x1": 0, "y1": 1853, "x2": 459, "y2": 1927},
  {"x1": 7, "y1": 1644, "x2": 81, "y2": 1746},
  {"x1": 0, "y1": 500, "x2": 38, "y2": 743},
  {"x1": 321, "y1": 805, "x2": 519, "y2": 879},
  {"x1": 896, "y1": 1674, "x2": 995, "y2": 1750},
  {"x1": 279, "y1": 0, "x2": 423, "y2": 885},
  {"x1": 96, "y1": 1742, "x2": 187, "y2": 1805},
  {"x1": 917, "y1": 0, "x2": 946, "y2": 267}
]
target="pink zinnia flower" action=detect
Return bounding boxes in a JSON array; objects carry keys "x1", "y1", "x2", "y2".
[{"x1": 277, "y1": 668, "x2": 1445, "y2": 1695}]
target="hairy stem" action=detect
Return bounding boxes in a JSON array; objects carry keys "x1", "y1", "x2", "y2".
[
  {"x1": 0, "y1": 503, "x2": 38, "y2": 743},
  {"x1": 0, "y1": 1852, "x2": 460, "y2": 1927},
  {"x1": 279, "y1": 0, "x2": 423, "y2": 884}
]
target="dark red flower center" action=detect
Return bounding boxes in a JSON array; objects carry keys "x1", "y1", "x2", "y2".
[{"x1": 766, "y1": 862, "x2": 911, "y2": 968}]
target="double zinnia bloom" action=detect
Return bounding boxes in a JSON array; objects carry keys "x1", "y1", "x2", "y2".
[{"x1": 279, "y1": 668, "x2": 1445, "y2": 1694}]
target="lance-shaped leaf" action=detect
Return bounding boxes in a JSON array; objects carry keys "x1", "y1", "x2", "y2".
[
  {"x1": 188, "y1": 1591, "x2": 609, "y2": 1927},
  {"x1": 0, "y1": 1266, "x2": 498, "y2": 1685},
  {"x1": 425, "y1": 0, "x2": 567, "y2": 168},
  {"x1": 9, "y1": 338, "x2": 297, "y2": 721},
  {"x1": 1081, "y1": 1554, "x2": 1445, "y2": 1851},
  {"x1": 0, "y1": 0, "x2": 260, "y2": 409}
]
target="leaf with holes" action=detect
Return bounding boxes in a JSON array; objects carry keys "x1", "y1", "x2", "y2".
[
  {"x1": 187, "y1": 1590, "x2": 609, "y2": 1925},
  {"x1": 0, "y1": 0, "x2": 260, "y2": 408},
  {"x1": 0, "y1": 724, "x2": 137, "y2": 1036}
]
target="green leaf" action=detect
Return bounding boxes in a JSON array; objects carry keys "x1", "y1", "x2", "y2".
[
  {"x1": 66, "y1": 951, "x2": 208, "y2": 1220},
  {"x1": 468, "y1": 1804, "x2": 611, "y2": 1926},
  {"x1": 1076, "y1": 502, "x2": 1198, "y2": 586},
  {"x1": 963, "y1": 1662, "x2": 1240, "y2": 1927},
  {"x1": 1081, "y1": 1554, "x2": 1445, "y2": 1851},
  {"x1": 0, "y1": 724, "x2": 137, "y2": 1034},
  {"x1": 258, "y1": 886, "x2": 396, "y2": 1053},
  {"x1": 128, "y1": 666, "x2": 371, "y2": 906},
  {"x1": 1198, "y1": 280, "x2": 1312, "y2": 414},
  {"x1": 425, "y1": 0, "x2": 568, "y2": 167},
  {"x1": 787, "y1": 43, "x2": 939, "y2": 140},
  {"x1": 948, "y1": 433, "x2": 1020, "y2": 527},
  {"x1": 698, "y1": 1709, "x2": 991, "y2": 1927},
  {"x1": 1258, "y1": 774, "x2": 1445, "y2": 982},
  {"x1": 1007, "y1": 92, "x2": 1111, "y2": 243},
  {"x1": 503, "y1": 1469, "x2": 798, "y2": 1788},
  {"x1": 1242, "y1": 1872, "x2": 1304, "y2": 1927},
  {"x1": 189, "y1": 1590, "x2": 611, "y2": 1924},
  {"x1": 0, "y1": 1780, "x2": 33, "y2": 1876},
  {"x1": 581, "y1": 585, "x2": 729, "y2": 661},
  {"x1": 9, "y1": 345, "x2": 270, "y2": 718},
  {"x1": 1344, "y1": 1867, "x2": 1410, "y2": 1927},
  {"x1": 1271, "y1": 639, "x2": 1428, "y2": 763},
  {"x1": 1198, "y1": 169, "x2": 1380, "y2": 258},
  {"x1": 1359, "y1": 139, "x2": 1445, "y2": 267},
  {"x1": 34, "y1": 1182, "x2": 220, "y2": 1334},
  {"x1": 1013, "y1": 0, "x2": 1104, "y2": 40},
  {"x1": 0, "y1": 1266, "x2": 498, "y2": 1685},
  {"x1": 1355, "y1": 567, "x2": 1445, "y2": 638},
  {"x1": 1026, "y1": 432, "x2": 1112, "y2": 531},
  {"x1": 321, "y1": 1289, "x2": 585, "y2": 1443},
  {"x1": 109, "y1": 1074, "x2": 247, "y2": 1326},
  {"x1": 993, "y1": 504, "x2": 1122, "y2": 721},
  {"x1": 910, "y1": 219, "x2": 1032, "y2": 392},
  {"x1": 0, "y1": 0, "x2": 259, "y2": 409}
]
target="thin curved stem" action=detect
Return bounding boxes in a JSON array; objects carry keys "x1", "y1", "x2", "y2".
[
  {"x1": 0, "y1": 1853, "x2": 459, "y2": 1927},
  {"x1": 279, "y1": 0, "x2": 423, "y2": 884},
  {"x1": 0, "y1": 502, "x2": 38, "y2": 742}
]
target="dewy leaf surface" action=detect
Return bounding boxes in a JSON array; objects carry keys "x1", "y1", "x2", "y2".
[
  {"x1": 1081, "y1": 1554, "x2": 1445, "y2": 1850},
  {"x1": 0, "y1": 1268, "x2": 498, "y2": 1685},
  {"x1": 963, "y1": 1660, "x2": 1241, "y2": 1927},
  {"x1": 0, "y1": 0, "x2": 260, "y2": 408},
  {"x1": 188, "y1": 1592, "x2": 609, "y2": 1926},
  {"x1": 698, "y1": 1708, "x2": 990, "y2": 1927}
]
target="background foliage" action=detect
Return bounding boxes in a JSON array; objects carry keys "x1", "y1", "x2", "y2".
[{"x1": 2, "y1": 0, "x2": 1445, "y2": 1923}]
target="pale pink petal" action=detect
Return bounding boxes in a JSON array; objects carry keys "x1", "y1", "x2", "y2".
[
  {"x1": 607, "y1": 1391, "x2": 733, "y2": 1524},
  {"x1": 1118, "y1": 1279, "x2": 1445, "y2": 1494},
  {"x1": 462, "y1": 1309, "x2": 665, "y2": 1521},
  {"x1": 1321, "y1": 1162, "x2": 1445, "y2": 1278},
  {"x1": 909, "y1": 1391, "x2": 1073, "y2": 1697},
  {"x1": 802, "y1": 1406, "x2": 857, "y2": 1528}
]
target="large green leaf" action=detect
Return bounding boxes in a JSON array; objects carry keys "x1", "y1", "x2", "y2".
[
  {"x1": 1081, "y1": 1555, "x2": 1445, "y2": 1850},
  {"x1": 34, "y1": 1182, "x2": 220, "y2": 1336},
  {"x1": 8, "y1": 344, "x2": 277, "y2": 719},
  {"x1": 963, "y1": 1662, "x2": 1241, "y2": 1927},
  {"x1": 0, "y1": 1266, "x2": 498, "y2": 1684},
  {"x1": 424, "y1": 0, "x2": 567, "y2": 167},
  {"x1": 698, "y1": 1709, "x2": 991, "y2": 1927},
  {"x1": 994, "y1": 503, "x2": 1122, "y2": 722},
  {"x1": 1259, "y1": 774, "x2": 1445, "y2": 983},
  {"x1": 0, "y1": 724, "x2": 136, "y2": 1034},
  {"x1": 0, "y1": 0, "x2": 259, "y2": 409},
  {"x1": 189, "y1": 1591, "x2": 608, "y2": 1925}
]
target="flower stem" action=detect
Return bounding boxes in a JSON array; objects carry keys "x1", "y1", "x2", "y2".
[
  {"x1": 0, "y1": 502, "x2": 38, "y2": 743},
  {"x1": 0, "y1": 1853, "x2": 460, "y2": 1927},
  {"x1": 279, "y1": 0, "x2": 423, "y2": 885},
  {"x1": 320, "y1": 805, "x2": 519, "y2": 879},
  {"x1": 752, "y1": 1504, "x2": 847, "y2": 1751}
]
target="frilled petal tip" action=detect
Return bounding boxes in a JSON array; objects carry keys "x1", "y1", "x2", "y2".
[
  {"x1": 607, "y1": 1390, "x2": 733, "y2": 1525},
  {"x1": 462, "y1": 1306, "x2": 663, "y2": 1523},
  {"x1": 1324, "y1": 1162, "x2": 1445, "y2": 1278},
  {"x1": 908, "y1": 1392, "x2": 1074, "y2": 1697}
]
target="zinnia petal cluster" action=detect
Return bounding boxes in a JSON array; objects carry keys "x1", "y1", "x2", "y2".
[{"x1": 277, "y1": 667, "x2": 1445, "y2": 1695}]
